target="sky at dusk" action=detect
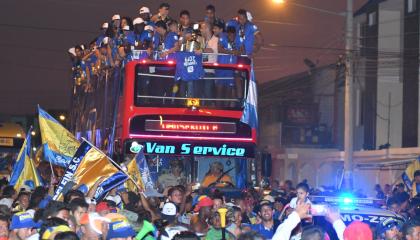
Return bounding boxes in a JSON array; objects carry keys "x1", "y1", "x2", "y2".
[{"x1": 0, "y1": 0, "x2": 367, "y2": 115}]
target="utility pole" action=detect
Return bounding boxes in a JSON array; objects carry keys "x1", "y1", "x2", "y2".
[{"x1": 343, "y1": 0, "x2": 354, "y2": 190}]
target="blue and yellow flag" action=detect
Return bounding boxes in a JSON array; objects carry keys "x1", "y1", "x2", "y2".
[
  {"x1": 38, "y1": 106, "x2": 80, "y2": 167},
  {"x1": 9, "y1": 129, "x2": 43, "y2": 191},
  {"x1": 125, "y1": 154, "x2": 144, "y2": 192},
  {"x1": 402, "y1": 157, "x2": 420, "y2": 197},
  {"x1": 53, "y1": 140, "x2": 127, "y2": 200}
]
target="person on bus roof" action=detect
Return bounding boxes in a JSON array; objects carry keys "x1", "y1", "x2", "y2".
[
  {"x1": 236, "y1": 9, "x2": 263, "y2": 57},
  {"x1": 179, "y1": 10, "x2": 193, "y2": 41},
  {"x1": 151, "y1": 3, "x2": 172, "y2": 25},
  {"x1": 204, "y1": 5, "x2": 225, "y2": 29},
  {"x1": 152, "y1": 20, "x2": 179, "y2": 60},
  {"x1": 201, "y1": 162, "x2": 233, "y2": 188}
]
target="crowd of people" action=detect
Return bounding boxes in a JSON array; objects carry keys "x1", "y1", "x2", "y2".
[
  {"x1": 0, "y1": 164, "x2": 418, "y2": 240},
  {"x1": 68, "y1": 3, "x2": 263, "y2": 102}
]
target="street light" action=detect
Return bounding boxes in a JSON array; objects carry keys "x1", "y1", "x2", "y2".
[
  {"x1": 273, "y1": 0, "x2": 286, "y2": 4},
  {"x1": 59, "y1": 115, "x2": 66, "y2": 121}
]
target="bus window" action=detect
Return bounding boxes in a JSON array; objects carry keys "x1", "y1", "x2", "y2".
[
  {"x1": 137, "y1": 155, "x2": 246, "y2": 192},
  {"x1": 134, "y1": 64, "x2": 249, "y2": 109}
]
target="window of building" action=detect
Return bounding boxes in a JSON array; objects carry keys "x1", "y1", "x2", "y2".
[
  {"x1": 407, "y1": 0, "x2": 417, "y2": 13},
  {"x1": 368, "y1": 11, "x2": 377, "y2": 26}
]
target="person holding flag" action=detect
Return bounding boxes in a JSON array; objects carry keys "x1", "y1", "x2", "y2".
[
  {"x1": 9, "y1": 128, "x2": 43, "y2": 192},
  {"x1": 38, "y1": 106, "x2": 80, "y2": 167}
]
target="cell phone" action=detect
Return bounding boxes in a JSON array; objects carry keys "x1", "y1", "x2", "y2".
[{"x1": 310, "y1": 204, "x2": 328, "y2": 216}]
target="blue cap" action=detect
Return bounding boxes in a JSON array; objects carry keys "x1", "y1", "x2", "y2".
[
  {"x1": 10, "y1": 212, "x2": 38, "y2": 230},
  {"x1": 106, "y1": 220, "x2": 136, "y2": 240}
]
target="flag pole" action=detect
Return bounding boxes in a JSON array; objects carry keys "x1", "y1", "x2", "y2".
[{"x1": 82, "y1": 138, "x2": 144, "y2": 193}]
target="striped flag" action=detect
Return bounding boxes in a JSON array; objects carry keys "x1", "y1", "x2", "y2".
[{"x1": 240, "y1": 62, "x2": 258, "y2": 129}]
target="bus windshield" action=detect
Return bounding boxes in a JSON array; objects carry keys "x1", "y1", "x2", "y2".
[{"x1": 134, "y1": 63, "x2": 249, "y2": 109}]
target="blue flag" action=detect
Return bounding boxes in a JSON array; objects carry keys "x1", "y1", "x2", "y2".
[
  {"x1": 175, "y1": 52, "x2": 205, "y2": 81},
  {"x1": 135, "y1": 147, "x2": 162, "y2": 197},
  {"x1": 240, "y1": 62, "x2": 258, "y2": 129}
]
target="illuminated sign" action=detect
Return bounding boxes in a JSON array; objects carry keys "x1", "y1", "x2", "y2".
[
  {"x1": 127, "y1": 141, "x2": 255, "y2": 158},
  {"x1": 145, "y1": 120, "x2": 236, "y2": 134}
]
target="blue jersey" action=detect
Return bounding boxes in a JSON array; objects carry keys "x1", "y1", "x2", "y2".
[
  {"x1": 238, "y1": 22, "x2": 259, "y2": 55},
  {"x1": 250, "y1": 221, "x2": 280, "y2": 240},
  {"x1": 122, "y1": 31, "x2": 136, "y2": 45},
  {"x1": 175, "y1": 52, "x2": 204, "y2": 82}
]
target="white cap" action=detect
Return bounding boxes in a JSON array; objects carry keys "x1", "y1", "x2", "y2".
[
  {"x1": 101, "y1": 22, "x2": 109, "y2": 29},
  {"x1": 102, "y1": 37, "x2": 109, "y2": 45},
  {"x1": 133, "y1": 17, "x2": 144, "y2": 25},
  {"x1": 144, "y1": 25, "x2": 154, "y2": 32},
  {"x1": 139, "y1": 6, "x2": 150, "y2": 14},
  {"x1": 263, "y1": 195, "x2": 275, "y2": 203},
  {"x1": 68, "y1": 47, "x2": 76, "y2": 56},
  {"x1": 122, "y1": 25, "x2": 130, "y2": 31},
  {"x1": 162, "y1": 202, "x2": 177, "y2": 216},
  {"x1": 246, "y1": 11, "x2": 253, "y2": 22},
  {"x1": 112, "y1": 14, "x2": 121, "y2": 21}
]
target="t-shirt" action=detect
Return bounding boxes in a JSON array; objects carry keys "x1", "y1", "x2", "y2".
[
  {"x1": 205, "y1": 227, "x2": 234, "y2": 240},
  {"x1": 175, "y1": 52, "x2": 204, "y2": 82},
  {"x1": 158, "y1": 173, "x2": 187, "y2": 189},
  {"x1": 201, "y1": 174, "x2": 233, "y2": 187},
  {"x1": 250, "y1": 220, "x2": 281, "y2": 240},
  {"x1": 238, "y1": 21, "x2": 259, "y2": 55},
  {"x1": 202, "y1": 35, "x2": 218, "y2": 64}
]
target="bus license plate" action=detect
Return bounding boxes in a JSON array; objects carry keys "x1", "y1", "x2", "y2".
[{"x1": 0, "y1": 138, "x2": 13, "y2": 147}]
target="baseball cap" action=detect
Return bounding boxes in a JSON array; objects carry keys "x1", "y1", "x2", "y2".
[
  {"x1": 161, "y1": 202, "x2": 178, "y2": 222},
  {"x1": 122, "y1": 25, "x2": 130, "y2": 31},
  {"x1": 107, "y1": 220, "x2": 136, "y2": 240},
  {"x1": 376, "y1": 217, "x2": 404, "y2": 235},
  {"x1": 344, "y1": 221, "x2": 372, "y2": 240},
  {"x1": 80, "y1": 212, "x2": 110, "y2": 234},
  {"x1": 42, "y1": 225, "x2": 72, "y2": 239},
  {"x1": 96, "y1": 202, "x2": 110, "y2": 213},
  {"x1": 139, "y1": 7, "x2": 150, "y2": 14},
  {"x1": 112, "y1": 14, "x2": 121, "y2": 21},
  {"x1": 263, "y1": 195, "x2": 275, "y2": 203},
  {"x1": 194, "y1": 196, "x2": 213, "y2": 212},
  {"x1": 10, "y1": 212, "x2": 38, "y2": 230},
  {"x1": 133, "y1": 18, "x2": 144, "y2": 25},
  {"x1": 144, "y1": 25, "x2": 154, "y2": 32},
  {"x1": 67, "y1": 47, "x2": 76, "y2": 57},
  {"x1": 101, "y1": 22, "x2": 109, "y2": 29}
]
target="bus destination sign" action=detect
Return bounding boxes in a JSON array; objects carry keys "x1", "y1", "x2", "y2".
[{"x1": 145, "y1": 120, "x2": 236, "y2": 134}]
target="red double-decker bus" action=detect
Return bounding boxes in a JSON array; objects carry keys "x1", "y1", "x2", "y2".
[{"x1": 71, "y1": 51, "x2": 257, "y2": 190}]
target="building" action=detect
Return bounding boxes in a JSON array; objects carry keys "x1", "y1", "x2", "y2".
[{"x1": 259, "y1": 0, "x2": 420, "y2": 195}]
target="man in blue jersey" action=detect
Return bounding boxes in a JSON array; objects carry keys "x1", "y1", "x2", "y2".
[
  {"x1": 153, "y1": 20, "x2": 179, "y2": 60},
  {"x1": 149, "y1": 20, "x2": 179, "y2": 100},
  {"x1": 237, "y1": 9, "x2": 263, "y2": 57},
  {"x1": 251, "y1": 201, "x2": 280, "y2": 240},
  {"x1": 216, "y1": 25, "x2": 244, "y2": 103}
]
